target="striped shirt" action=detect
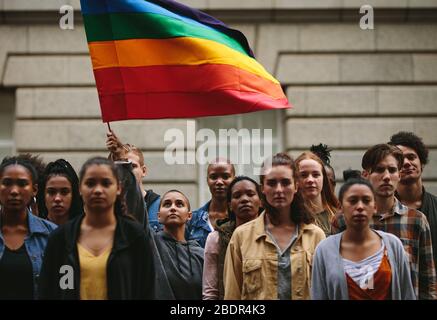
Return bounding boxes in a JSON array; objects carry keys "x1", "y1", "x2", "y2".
[
  {"x1": 343, "y1": 244, "x2": 385, "y2": 290},
  {"x1": 332, "y1": 198, "x2": 437, "y2": 300}
]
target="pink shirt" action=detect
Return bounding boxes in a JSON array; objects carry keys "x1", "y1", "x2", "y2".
[{"x1": 202, "y1": 231, "x2": 220, "y2": 299}]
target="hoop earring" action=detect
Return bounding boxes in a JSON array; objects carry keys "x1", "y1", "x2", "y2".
[{"x1": 33, "y1": 196, "x2": 37, "y2": 204}]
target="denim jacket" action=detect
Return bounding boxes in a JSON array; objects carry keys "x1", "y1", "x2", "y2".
[
  {"x1": 0, "y1": 212, "x2": 57, "y2": 299},
  {"x1": 185, "y1": 201, "x2": 212, "y2": 248},
  {"x1": 148, "y1": 197, "x2": 162, "y2": 233}
]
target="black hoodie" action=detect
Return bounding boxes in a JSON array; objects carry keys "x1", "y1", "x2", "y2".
[{"x1": 153, "y1": 231, "x2": 204, "y2": 300}]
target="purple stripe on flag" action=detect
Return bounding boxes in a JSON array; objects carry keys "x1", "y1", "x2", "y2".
[{"x1": 146, "y1": 0, "x2": 254, "y2": 57}]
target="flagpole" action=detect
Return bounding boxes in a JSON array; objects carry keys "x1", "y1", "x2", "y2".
[{"x1": 106, "y1": 122, "x2": 112, "y2": 132}]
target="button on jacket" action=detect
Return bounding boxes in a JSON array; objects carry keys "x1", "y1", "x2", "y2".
[{"x1": 223, "y1": 212, "x2": 325, "y2": 300}]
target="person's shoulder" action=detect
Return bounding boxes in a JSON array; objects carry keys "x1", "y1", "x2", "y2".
[
  {"x1": 145, "y1": 189, "x2": 161, "y2": 206},
  {"x1": 44, "y1": 222, "x2": 70, "y2": 250},
  {"x1": 302, "y1": 223, "x2": 324, "y2": 235},
  {"x1": 188, "y1": 240, "x2": 204, "y2": 254},
  {"x1": 190, "y1": 202, "x2": 211, "y2": 223},
  {"x1": 406, "y1": 207, "x2": 432, "y2": 230},
  {"x1": 121, "y1": 215, "x2": 145, "y2": 231},
  {"x1": 424, "y1": 189, "x2": 437, "y2": 204},
  {"x1": 234, "y1": 215, "x2": 260, "y2": 234},
  {"x1": 204, "y1": 231, "x2": 219, "y2": 253},
  {"x1": 118, "y1": 216, "x2": 147, "y2": 242},
  {"x1": 229, "y1": 216, "x2": 261, "y2": 244},
  {"x1": 192, "y1": 201, "x2": 211, "y2": 214},
  {"x1": 377, "y1": 230, "x2": 404, "y2": 248},
  {"x1": 35, "y1": 216, "x2": 58, "y2": 232},
  {"x1": 154, "y1": 230, "x2": 166, "y2": 241},
  {"x1": 400, "y1": 200, "x2": 429, "y2": 222},
  {"x1": 206, "y1": 230, "x2": 219, "y2": 242},
  {"x1": 315, "y1": 232, "x2": 341, "y2": 252},
  {"x1": 424, "y1": 188, "x2": 437, "y2": 198}
]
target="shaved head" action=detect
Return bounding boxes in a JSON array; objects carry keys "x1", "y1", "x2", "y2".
[{"x1": 207, "y1": 158, "x2": 235, "y2": 176}]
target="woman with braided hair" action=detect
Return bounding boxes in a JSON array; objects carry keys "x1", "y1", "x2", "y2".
[{"x1": 37, "y1": 159, "x2": 83, "y2": 225}]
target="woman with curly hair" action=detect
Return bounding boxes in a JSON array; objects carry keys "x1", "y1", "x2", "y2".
[{"x1": 203, "y1": 176, "x2": 262, "y2": 300}]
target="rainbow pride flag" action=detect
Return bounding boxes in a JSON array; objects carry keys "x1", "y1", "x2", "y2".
[{"x1": 80, "y1": 0, "x2": 290, "y2": 121}]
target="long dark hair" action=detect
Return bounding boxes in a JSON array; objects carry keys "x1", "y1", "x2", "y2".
[
  {"x1": 226, "y1": 176, "x2": 262, "y2": 221},
  {"x1": 259, "y1": 153, "x2": 314, "y2": 225},
  {"x1": 79, "y1": 157, "x2": 128, "y2": 217},
  {"x1": 37, "y1": 159, "x2": 83, "y2": 220}
]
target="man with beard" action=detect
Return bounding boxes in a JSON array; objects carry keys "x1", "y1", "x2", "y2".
[
  {"x1": 389, "y1": 131, "x2": 437, "y2": 269},
  {"x1": 185, "y1": 158, "x2": 235, "y2": 248},
  {"x1": 332, "y1": 144, "x2": 436, "y2": 299}
]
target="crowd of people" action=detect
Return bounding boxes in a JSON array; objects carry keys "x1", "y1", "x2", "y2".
[{"x1": 0, "y1": 130, "x2": 436, "y2": 300}]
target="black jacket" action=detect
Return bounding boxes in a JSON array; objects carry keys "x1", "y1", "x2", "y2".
[
  {"x1": 38, "y1": 214, "x2": 155, "y2": 300},
  {"x1": 116, "y1": 162, "x2": 147, "y2": 225},
  {"x1": 421, "y1": 189, "x2": 437, "y2": 268}
]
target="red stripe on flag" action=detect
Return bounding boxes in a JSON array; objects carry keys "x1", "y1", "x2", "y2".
[
  {"x1": 94, "y1": 64, "x2": 286, "y2": 100},
  {"x1": 98, "y1": 90, "x2": 289, "y2": 122}
]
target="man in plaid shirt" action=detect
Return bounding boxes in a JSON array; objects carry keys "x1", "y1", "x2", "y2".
[
  {"x1": 389, "y1": 131, "x2": 437, "y2": 272},
  {"x1": 332, "y1": 144, "x2": 437, "y2": 299}
]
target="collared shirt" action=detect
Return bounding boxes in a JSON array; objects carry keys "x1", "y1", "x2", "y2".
[
  {"x1": 224, "y1": 212, "x2": 325, "y2": 300},
  {"x1": 395, "y1": 188, "x2": 437, "y2": 274},
  {"x1": 185, "y1": 201, "x2": 212, "y2": 248},
  {"x1": 265, "y1": 225, "x2": 298, "y2": 300},
  {"x1": 0, "y1": 212, "x2": 57, "y2": 299},
  {"x1": 332, "y1": 198, "x2": 437, "y2": 300}
]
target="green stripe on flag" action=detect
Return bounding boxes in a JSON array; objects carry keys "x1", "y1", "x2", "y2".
[{"x1": 83, "y1": 12, "x2": 249, "y2": 56}]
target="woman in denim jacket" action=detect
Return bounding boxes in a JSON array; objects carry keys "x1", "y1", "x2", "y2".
[{"x1": 0, "y1": 156, "x2": 57, "y2": 299}]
